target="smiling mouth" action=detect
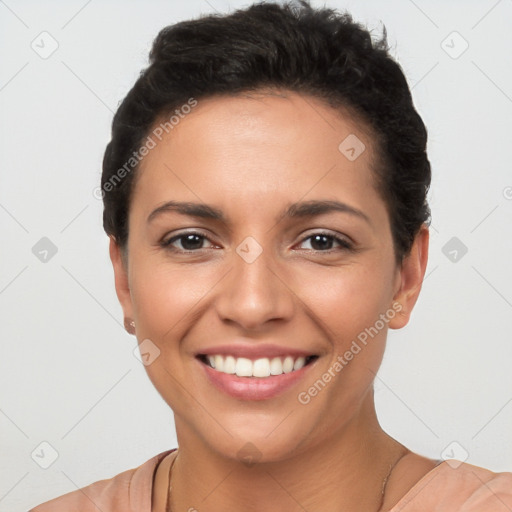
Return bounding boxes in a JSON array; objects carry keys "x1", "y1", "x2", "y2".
[{"x1": 197, "y1": 354, "x2": 319, "y2": 378}]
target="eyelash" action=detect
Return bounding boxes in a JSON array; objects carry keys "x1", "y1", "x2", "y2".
[{"x1": 160, "y1": 230, "x2": 354, "y2": 254}]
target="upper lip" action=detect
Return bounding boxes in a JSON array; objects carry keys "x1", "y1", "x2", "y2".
[{"x1": 196, "y1": 343, "x2": 318, "y2": 360}]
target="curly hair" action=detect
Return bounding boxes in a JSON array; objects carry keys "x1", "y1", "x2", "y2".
[{"x1": 101, "y1": 0, "x2": 431, "y2": 264}]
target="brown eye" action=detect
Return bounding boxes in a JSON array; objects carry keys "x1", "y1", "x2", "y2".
[
  {"x1": 304, "y1": 234, "x2": 335, "y2": 251},
  {"x1": 161, "y1": 231, "x2": 214, "y2": 252},
  {"x1": 298, "y1": 232, "x2": 353, "y2": 252}
]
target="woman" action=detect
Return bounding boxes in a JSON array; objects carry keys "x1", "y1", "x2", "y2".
[{"x1": 30, "y1": 1, "x2": 512, "y2": 510}]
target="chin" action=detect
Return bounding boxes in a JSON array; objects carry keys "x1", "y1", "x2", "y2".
[{"x1": 195, "y1": 419, "x2": 315, "y2": 465}]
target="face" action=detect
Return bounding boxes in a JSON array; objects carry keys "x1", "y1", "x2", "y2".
[{"x1": 110, "y1": 91, "x2": 428, "y2": 462}]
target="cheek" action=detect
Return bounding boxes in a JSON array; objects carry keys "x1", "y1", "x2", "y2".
[
  {"x1": 290, "y1": 262, "x2": 391, "y2": 344},
  {"x1": 128, "y1": 260, "x2": 222, "y2": 413},
  {"x1": 293, "y1": 266, "x2": 391, "y2": 426},
  {"x1": 130, "y1": 260, "x2": 218, "y2": 345}
]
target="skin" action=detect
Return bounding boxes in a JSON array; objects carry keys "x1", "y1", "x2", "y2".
[{"x1": 109, "y1": 90, "x2": 435, "y2": 512}]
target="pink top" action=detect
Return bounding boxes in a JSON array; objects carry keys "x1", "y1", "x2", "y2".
[{"x1": 29, "y1": 449, "x2": 512, "y2": 511}]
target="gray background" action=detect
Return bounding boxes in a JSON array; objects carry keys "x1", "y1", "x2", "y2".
[{"x1": 1, "y1": 0, "x2": 511, "y2": 510}]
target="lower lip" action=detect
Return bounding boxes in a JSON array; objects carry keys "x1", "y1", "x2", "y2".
[{"x1": 198, "y1": 358, "x2": 316, "y2": 401}]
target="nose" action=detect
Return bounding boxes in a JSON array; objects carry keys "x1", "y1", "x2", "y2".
[{"x1": 214, "y1": 241, "x2": 295, "y2": 331}]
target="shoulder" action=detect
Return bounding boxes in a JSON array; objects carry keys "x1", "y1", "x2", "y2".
[
  {"x1": 28, "y1": 449, "x2": 176, "y2": 512},
  {"x1": 391, "y1": 459, "x2": 512, "y2": 511}
]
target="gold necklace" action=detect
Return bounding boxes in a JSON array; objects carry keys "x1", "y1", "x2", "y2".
[{"x1": 165, "y1": 449, "x2": 408, "y2": 512}]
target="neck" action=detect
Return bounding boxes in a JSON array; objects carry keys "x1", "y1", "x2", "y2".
[{"x1": 168, "y1": 392, "x2": 407, "y2": 512}]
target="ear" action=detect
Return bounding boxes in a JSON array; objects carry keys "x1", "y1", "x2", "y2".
[
  {"x1": 109, "y1": 236, "x2": 134, "y2": 323},
  {"x1": 388, "y1": 224, "x2": 429, "y2": 329}
]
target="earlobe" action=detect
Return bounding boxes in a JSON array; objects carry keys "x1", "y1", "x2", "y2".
[
  {"x1": 109, "y1": 236, "x2": 135, "y2": 327},
  {"x1": 388, "y1": 225, "x2": 429, "y2": 330}
]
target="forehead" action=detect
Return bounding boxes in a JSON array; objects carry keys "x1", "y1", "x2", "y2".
[{"x1": 132, "y1": 91, "x2": 383, "y2": 226}]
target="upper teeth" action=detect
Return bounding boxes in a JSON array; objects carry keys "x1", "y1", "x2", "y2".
[{"x1": 206, "y1": 355, "x2": 308, "y2": 378}]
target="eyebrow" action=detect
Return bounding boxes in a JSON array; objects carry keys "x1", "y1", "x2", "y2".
[
  {"x1": 280, "y1": 200, "x2": 371, "y2": 225},
  {"x1": 147, "y1": 201, "x2": 225, "y2": 224},
  {"x1": 147, "y1": 199, "x2": 371, "y2": 226}
]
